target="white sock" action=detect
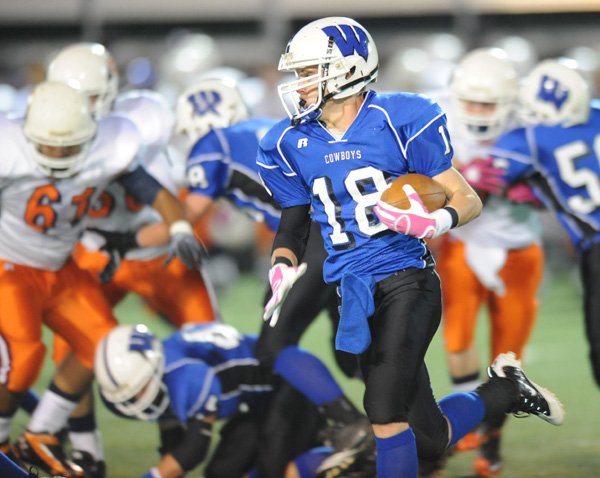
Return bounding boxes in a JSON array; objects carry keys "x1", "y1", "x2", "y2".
[
  {"x1": 69, "y1": 430, "x2": 104, "y2": 461},
  {"x1": 27, "y1": 389, "x2": 78, "y2": 434}
]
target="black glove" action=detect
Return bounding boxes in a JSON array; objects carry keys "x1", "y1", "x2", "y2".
[
  {"x1": 164, "y1": 221, "x2": 207, "y2": 269},
  {"x1": 87, "y1": 228, "x2": 139, "y2": 283}
]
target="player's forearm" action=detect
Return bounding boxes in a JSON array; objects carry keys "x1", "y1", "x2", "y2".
[
  {"x1": 445, "y1": 189, "x2": 482, "y2": 226},
  {"x1": 136, "y1": 222, "x2": 171, "y2": 248},
  {"x1": 271, "y1": 204, "x2": 311, "y2": 264},
  {"x1": 152, "y1": 189, "x2": 188, "y2": 226},
  {"x1": 434, "y1": 167, "x2": 483, "y2": 226},
  {"x1": 184, "y1": 192, "x2": 214, "y2": 225},
  {"x1": 271, "y1": 247, "x2": 299, "y2": 266},
  {"x1": 136, "y1": 193, "x2": 212, "y2": 248}
]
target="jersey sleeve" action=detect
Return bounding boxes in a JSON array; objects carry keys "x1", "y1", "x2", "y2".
[
  {"x1": 256, "y1": 125, "x2": 311, "y2": 209},
  {"x1": 113, "y1": 90, "x2": 175, "y2": 151},
  {"x1": 165, "y1": 363, "x2": 221, "y2": 423},
  {"x1": 491, "y1": 127, "x2": 535, "y2": 183},
  {"x1": 186, "y1": 131, "x2": 230, "y2": 199},
  {"x1": 404, "y1": 102, "x2": 454, "y2": 177}
]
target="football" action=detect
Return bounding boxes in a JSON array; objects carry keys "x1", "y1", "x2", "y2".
[{"x1": 380, "y1": 173, "x2": 447, "y2": 212}]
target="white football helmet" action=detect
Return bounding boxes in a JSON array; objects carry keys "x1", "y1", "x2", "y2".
[
  {"x1": 450, "y1": 48, "x2": 519, "y2": 141},
  {"x1": 159, "y1": 32, "x2": 221, "y2": 90},
  {"x1": 47, "y1": 42, "x2": 119, "y2": 118},
  {"x1": 519, "y1": 58, "x2": 591, "y2": 127},
  {"x1": 278, "y1": 16, "x2": 379, "y2": 122},
  {"x1": 94, "y1": 324, "x2": 169, "y2": 421},
  {"x1": 24, "y1": 81, "x2": 97, "y2": 178},
  {"x1": 175, "y1": 77, "x2": 249, "y2": 142}
]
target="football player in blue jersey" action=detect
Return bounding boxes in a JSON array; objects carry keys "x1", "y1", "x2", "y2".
[
  {"x1": 491, "y1": 58, "x2": 600, "y2": 391},
  {"x1": 94, "y1": 323, "x2": 370, "y2": 478},
  {"x1": 257, "y1": 16, "x2": 565, "y2": 478},
  {"x1": 137, "y1": 76, "x2": 371, "y2": 456}
]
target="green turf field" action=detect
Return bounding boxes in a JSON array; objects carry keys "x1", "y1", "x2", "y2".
[{"x1": 13, "y1": 268, "x2": 600, "y2": 477}]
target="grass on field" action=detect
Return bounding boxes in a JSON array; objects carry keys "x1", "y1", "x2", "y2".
[{"x1": 13, "y1": 267, "x2": 600, "y2": 477}]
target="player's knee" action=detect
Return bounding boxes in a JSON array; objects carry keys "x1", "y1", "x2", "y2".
[
  {"x1": 363, "y1": 394, "x2": 408, "y2": 424},
  {"x1": 413, "y1": 423, "x2": 449, "y2": 461},
  {"x1": 11, "y1": 341, "x2": 46, "y2": 391}
]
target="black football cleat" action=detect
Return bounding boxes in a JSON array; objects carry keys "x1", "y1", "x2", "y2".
[
  {"x1": 488, "y1": 352, "x2": 565, "y2": 426},
  {"x1": 71, "y1": 450, "x2": 106, "y2": 478}
]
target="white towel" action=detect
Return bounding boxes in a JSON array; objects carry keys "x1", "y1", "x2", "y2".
[{"x1": 464, "y1": 242, "x2": 507, "y2": 296}]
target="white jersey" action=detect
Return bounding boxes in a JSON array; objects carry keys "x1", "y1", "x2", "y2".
[
  {"x1": 0, "y1": 114, "x2": 141, "y2": 271},
  {"x1": 80, "y1": 90, "x2": 182, "y2": 261},
  {"x1": 435, "y1": 90, "x2": 541, "y2": 249}
]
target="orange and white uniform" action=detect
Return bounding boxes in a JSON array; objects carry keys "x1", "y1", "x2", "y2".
[
  {"x1": 435, "y1": 92, "x2": 544, "y2": 363},
  {"x1": 72, "y1": 90, "x2": 218, "y2": 329},
  {"x1": 0, "y1": 113, "x2": 141, "y2": 392}
]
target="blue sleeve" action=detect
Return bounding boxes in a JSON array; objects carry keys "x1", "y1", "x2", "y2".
[
  {"x1": 491, "y1": 128, "x2": 535, "y2": 183},
  {"x1": 165, "y1": 363, "x2": 220, "y2": 423},
  {"x1": 256, "y1": 140, "x2": 310, "y2": 209},
  {"x1": 405, "y1": 106, "x2": 453, "y2": 177},
  {"x1": 186, "y1": 131, "x2": 230, "y2": 199},
  {"x1": 117, "y1": 165, "x2": 163, "y2": 205}
]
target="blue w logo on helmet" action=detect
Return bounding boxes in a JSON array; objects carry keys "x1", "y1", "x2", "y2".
[
  {"x1": 536, "y1": 74, "x2": 569, "y2": 110},
  {"x1": 129, "y1": 330, "x2": 155, "y2": 352},
  {"x1": 322, "y1": 25, "x2": 369, "y2": 60},
  {"x1": 188, "y1": 90, "x2": 222, "y2": 116}
]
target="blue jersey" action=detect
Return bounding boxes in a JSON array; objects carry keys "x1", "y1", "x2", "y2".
[
  {"x1": 162, "y1": 323, "x2": 272, "y2": 423},
  {"x1": 494, "y1": 101, "x2": 600, "y2": 252},
  {"x1": 186, "y1": 117, "x2": 281, "y2": 231},
  {"x1": 257, "y1": 91, "x2": 453, "y2": 284}
]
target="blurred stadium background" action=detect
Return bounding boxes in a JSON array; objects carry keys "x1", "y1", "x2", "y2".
[{"x1": 2, "y1": 1, "x2": 600, "y2": 476}]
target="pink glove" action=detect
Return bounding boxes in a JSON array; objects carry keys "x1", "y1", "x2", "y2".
[
  {"x1": 263, "y1": 262, "x2": 307, "y2": 327},
  {"x1": 374, "y1": 185, "x2": 453, "y2": 239},
  {"x1": 460, "y1": 158, "x2": 506, "y2": 195},
  {"x1": 506, "y1": 182, "x2": 544, "y2": 208}
]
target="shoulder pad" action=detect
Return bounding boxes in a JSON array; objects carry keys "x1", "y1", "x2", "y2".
[
  {"x1": 258, "y1": 117, "x2": 295, "y2": 153},
  {"x1": 113, "y1": 89, "x2": 175, "y2": 149}
]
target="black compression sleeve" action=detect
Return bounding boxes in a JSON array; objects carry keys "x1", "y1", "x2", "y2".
[
  {"x1": 117, "y1": 165, "x2": 163, "y2": 205},
  {"x1": 272, "y1": 204, "x2": 311, "y2": 262},
  {"x1": 170, "y1": 419, "x2": 213, "y2": 471}
]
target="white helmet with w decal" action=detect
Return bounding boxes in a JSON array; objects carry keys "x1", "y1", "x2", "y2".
[
  {"x1": 519, "y1": 58, "x2": 590, "y2": 127},
  {"x1": 175, "y1": 77, "x2": 249, "y2": 142},
  {"x1": 94, "y1": 324, "x2": 169, "y2": 420},
  {"x1": 278, "y1": 16, "x2": 379, "y2": 122}
]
